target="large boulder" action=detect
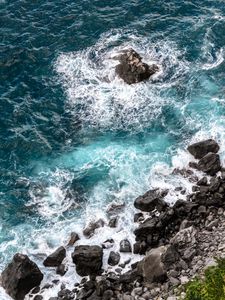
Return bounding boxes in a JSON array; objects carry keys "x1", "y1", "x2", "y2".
[
  {"x1": 108, "y1": 251, "x2": 120, "y2": 266},
  {"x1": 187, "y1": 139, "x2": 219, "y2": 159},
  {"x1": 72, "y1": 245, "x2": 103, "y2": 276},
  {"x1": 197, "y1": 153, "x2": 221, "y2": 176},
  {"x1": 1, "y1": 253, "x2": 43, "y2": 300},
  {"x1": 134, "y1": 189, "x2": 168, "y2": 212},
  {"x1": 115, "y1": 48, "x2": 159, "y2": 84},
  {"x1": 137, "y1": 246, "x2": 167, "y2": 283},
  {"x1": 43, "y1": 246, "x2": 66, "y2": 267}
]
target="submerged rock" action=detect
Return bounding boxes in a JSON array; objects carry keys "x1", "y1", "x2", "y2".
[
  {"x1": 72, "y1": 245, "x2": 103, "y2": 276},
  {"x1": 115, "y1": 48, "x2": 159, "y2": 84},
  {"x1": 1, "y1": 253, "x2": 43, "y2": 300},
  {"x1": 134, "y1": 189, "x2": 168, "y2": 212},
  {"x1": 43, "y1": 246, "x2": 66, "y2": 267},
  {"x1": 187, "y1": 139, "x2": 219, "y2": 159}
]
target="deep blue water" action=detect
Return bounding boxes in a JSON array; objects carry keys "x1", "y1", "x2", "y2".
[{"x1": 1, "y1": 0, "x2": 225, "y2": 297}]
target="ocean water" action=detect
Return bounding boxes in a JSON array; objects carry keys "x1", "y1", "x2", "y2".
[{"x1": 1, "y1": 0, "x2": 225, "y2": 298}]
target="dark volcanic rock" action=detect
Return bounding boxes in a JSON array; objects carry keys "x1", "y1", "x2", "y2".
[
  {"x1": 72, "y1": 245, "x2": 103, "y2": 276},
  {"x1": 134, "y1": 189, "x2": 168, "y2": 212},
  {"x1": 108, "y1": 251, "x2": 120, "y2": 266},
  {"x1": 43, "y1": 246, "x2": 66, "y2": 267},
  {"x1": 119, "y1": 239, "x2": 132, "y2": 253},
  {"x1": 1, "y1": 253, "x2": 43, "y2": 300},
  {"x1": 197, "y1": 152, "x2": 221, "y2": 175},
  {"x1": 56, "y1": 264, "x2": 67, "y2": 276},
  {"x1": 187, "y1": 139, "x2": 219, "y2": 159},
  {"x1": 115, "y1": 48, "x2": 159, "y2": 84},
  {"x1": 83, "y1": 219, "x2": 105, "y2": 238}
]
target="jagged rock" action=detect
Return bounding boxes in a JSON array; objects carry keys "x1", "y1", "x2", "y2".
[
  {"x1": 197, "y1": 153, "x2": 221, "y2": 175},
  {"x1": 43, "y1": 246, "x2": 66, "y2": 267},
  {"x1": 1, "y1": 253, "x2": 43, "y2": 300},
  {"x1": 67, "y1": 232, "x2": 80, "y2": 246},
  {"x1": 187, "y1": 139, "x2": 219, "y2": 159},
  {"x1": 137, "y1": 246, "x2": 167, "y2": 283},
  {"x1": 134, "y1": 189, "x2": 168, "y2": 212},
  {"x1": 119, "y1": 239, "x2": 132, "y2": 253},
  {"x1": 115, "y1": 48, "x2": 159, "y2": 84},
  {"x1": 108, "y1": 251, "x2": 120, "y2": 266},
  {"x1": 162, "y1": 245, "x2": 180, "y2": 270},
  {"x1": 72, "y1": 245, "x2": 103, "y2": 276},
  {"x1": 171, "y1": 226, "x2": 197, "y2": 249},
  {"x1": 83, "y1": 219, "x2": 105, "y2": 237}
]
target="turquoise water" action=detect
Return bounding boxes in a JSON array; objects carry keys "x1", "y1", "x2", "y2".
[{"x1": 1, "y1": 0, "x2": 225, "y2": 298}]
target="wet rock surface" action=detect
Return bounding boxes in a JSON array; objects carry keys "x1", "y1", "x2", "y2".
[
  {"x1": 43, "y1": 246, "x2": 66, "y2": 267},
  {"x1": 187, "y1": 139, "x2": 219, "y2": 159},
  {"x1": 1, "y1": 253, "x2": 43, "y2": 300},
  {"x1": 115, "y1": 48, "x2": 159, "y2": 84}
]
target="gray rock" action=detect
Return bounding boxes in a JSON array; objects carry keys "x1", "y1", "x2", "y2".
[{"x1": 137, "y1": 246, "x2": 167, "y2": 283}]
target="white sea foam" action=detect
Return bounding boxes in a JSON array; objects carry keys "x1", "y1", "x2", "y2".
[
  {"x1": 2, "y1": 27, "x2": 225, "y2": 300},
  {"x1": 56, "y1": 29, "x2": 190, "y2": 132}
]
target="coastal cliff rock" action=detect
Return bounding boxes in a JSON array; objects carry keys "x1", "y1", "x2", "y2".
[
  {"x1": 72, "y1": 245, "x2": 103, "y2": 276},
  {"x1": 1, "y1": 253, "x2": 43, "y2": 300},
  {"x1": 137, "y1": 246, "x2": 167, "y2": 283},
  {"x1": 115, "y1": 48, "x2": 159, "y2": 84},
  {"x1": 187, "y1": 139, "x2": 219, "y2": 159},
  {"x1": 134, "y1": 188, "x2": 168, "y2": 212}
]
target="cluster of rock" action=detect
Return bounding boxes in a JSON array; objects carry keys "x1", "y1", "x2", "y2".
[
  {"x1": 2, "y1": 139, "x2": 225, "y2": 300},
  {"x1": 115, "y1": 49, "x2": 159, "y2": 84}
]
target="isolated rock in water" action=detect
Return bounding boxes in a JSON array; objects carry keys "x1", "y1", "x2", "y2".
[
  {"x1": 115, "y1": 48, "x2": 159, "y2": 84},
  {"x1": 83, "y1": 219, "x2": 105, "y2": 237},
  {"x1": 137, "y1": 246, "x2": 167, "y2": 283},
  {"x1": 72, "y1": 245, "x2": 103, "y2": 276},
  {"x1": 43, "y1": 246, "x2": 66, "y2": 267},
  {"x1": 1, "y1": 253, "x2": 43, "y2": 300},
  {"x1": 119, "y1": 239, "x2": 132, "y2": 253},
  {"x1": 197, "y1": 152, "x2": 221, "y2": 175},
  {"x1": 108, "y1": 251, "x2": 120, "y2": 266},
  {"x1": 134, "y1": 189, "x2": 168, "y2": 212},
  {"x1": 187, "y1": 139, "x2": 219, "y2": 159}
]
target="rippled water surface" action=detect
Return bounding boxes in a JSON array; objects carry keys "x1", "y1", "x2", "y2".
[{"x1": 1, "y1": 0, "x2": 225, "y2": 298}]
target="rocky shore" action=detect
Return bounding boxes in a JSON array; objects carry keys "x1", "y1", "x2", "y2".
[{"x1": 1, "y1": 138, "x2": 225, "y2": 300}]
